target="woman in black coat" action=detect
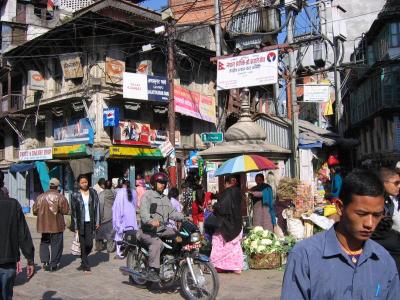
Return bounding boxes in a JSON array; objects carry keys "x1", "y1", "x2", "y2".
[{"x1": 71, "y1": 174, "x2": 100, "y2": 273}]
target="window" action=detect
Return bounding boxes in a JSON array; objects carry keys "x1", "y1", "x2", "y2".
[{"x1": 390, "y1": 22, "x2": 400, "y2": 47}]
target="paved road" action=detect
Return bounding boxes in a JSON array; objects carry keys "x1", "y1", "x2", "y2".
[{"x1": 13, "y1": 216, "x2": 283, "y2": 300}]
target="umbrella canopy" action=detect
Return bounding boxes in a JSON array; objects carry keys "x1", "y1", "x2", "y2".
[{"x1": 214, "y1": 154, "x2": 277, "y2": 176}]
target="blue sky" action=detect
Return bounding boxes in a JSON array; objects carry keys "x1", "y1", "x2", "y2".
[{"x1": 140, "y1": 0, "x2": 167, "y2": 11}]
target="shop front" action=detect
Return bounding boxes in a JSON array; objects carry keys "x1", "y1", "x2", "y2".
[{"x1": 108, "y1": 146, "x2": 165, "y2": 187}]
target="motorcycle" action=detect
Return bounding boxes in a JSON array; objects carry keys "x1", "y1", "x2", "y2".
[{"x1": 119, "y1": 204, "x2": 219, "y2": 300}]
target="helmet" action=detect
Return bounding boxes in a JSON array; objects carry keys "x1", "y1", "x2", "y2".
[{"x1": 150, "y1": 172, "x2": 168, "y2": 187}]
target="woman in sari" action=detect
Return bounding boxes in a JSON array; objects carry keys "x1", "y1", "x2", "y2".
[{"x1": 210, "y1": 175, "x2": 243, "y2": 274}]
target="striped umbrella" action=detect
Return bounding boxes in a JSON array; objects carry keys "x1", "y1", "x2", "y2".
[{"x1": 214, "y1": 154, "x2": 277, "y2": 176}]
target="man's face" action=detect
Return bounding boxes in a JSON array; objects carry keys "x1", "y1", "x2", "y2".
[
  {"x1": 337, "y1": 194, "x2": 385, "y2": 242},
  {"x1": 255, "y1": 176, "x2": 264, "y2": 185},
  {"x1": 79, "y1": 178, "x2": 89, "y2": 191},
  {"x1": 383, "y1": 174, "x2": 400, "y2": 196},
  {"x1": 156, "y1": 181, "x2": 166, "y2": 193}
]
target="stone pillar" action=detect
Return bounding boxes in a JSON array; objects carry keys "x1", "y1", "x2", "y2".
[{"x1": 45, "y1": 113, "x2": 54, "y2": 147}]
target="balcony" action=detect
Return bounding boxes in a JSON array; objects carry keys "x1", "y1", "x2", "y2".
[
  {"x1": 1, "y1": 94, "x2": 25, "y2": 115},
  {"x1": 13, "y1": 148, "x2": 19, "y2": 160}
]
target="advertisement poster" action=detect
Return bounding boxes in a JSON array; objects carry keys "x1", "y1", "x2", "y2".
[
  {"x1": 28, "y1": 70, "x2": 45, "y2": 91},
  {"x1": 217, "y1": 50, "x2": 278, "y2": 90},
  {"x1": 113, "y1": 120, "x2": 180, "y2": 146},
  {"x1": 59, "y1": 53, "x2": 83, "y2": 79},
  {"x1": 53, "y1": 118, "x2": 94, "y2": 146},
  {"x1": 103, "y1": 108, "x2": 120, "y2": 127},
  {"x1": 123, "y1": 72, "x2": 169, "y2": 101},
  {"x1": 105, "y1": 57, "x2": 125, "y2": 85},
  {"x1": 174, "y1": 85, "x2": 216, "y2": 124}
]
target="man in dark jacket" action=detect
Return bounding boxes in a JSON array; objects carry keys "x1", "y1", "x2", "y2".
[
  {"x1": 0, "y1": 171, "x2": 35, "y2": 299},
  {"x1": 33, "y1": 178, "x2": 69, "y2": 272}
]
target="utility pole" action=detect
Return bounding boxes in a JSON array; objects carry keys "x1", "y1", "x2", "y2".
[
  {"x1": 214, "y1": 0, "x2": 223, "y2": 131},
  {"x1": 286, "y1": 9, "x2": 300, "y2": 179},
  {"x1": 167, "y1": 14, "x2": 177, "y2": 187},
  {"x1": 334, "y1": 38, "x2": 343, "y2": 136}
]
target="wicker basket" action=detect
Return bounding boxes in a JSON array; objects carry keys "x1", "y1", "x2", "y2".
[{"x1": 249, "y1": 252, "x2": 281, "y2": 269}]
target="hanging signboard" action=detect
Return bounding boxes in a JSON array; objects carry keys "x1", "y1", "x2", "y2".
[
  {"x1": 28, "y1": 70, "x2": 45, "y2": 91},
  {"x1": 19, "y1": 147, "x2": 53, "y2": 161},
  {"x1": 59, "y1": 53, "x2": 83, "y2": 79},
  {"x1": 109, "y1": 146, "x2": 163, "y2": 158},
  {"x1": 303, "y1": 84, "x2": 330, "y2": 102},
  {"x1": 113, "y1": 120, "x2": 180, "y2": 146},
  {"x1": 217, "y1": 50, "x2": 278, "y2": 90},
  {"x1": 105, "y1": 57, "x2": 125, "y2": 85},
  {"x1": 53, "y1": 118, "x2": 94, "y2": 146},
  {"x1": 174, "y1": 85, "x2": 216, "y2": 124},
  {"x1": 103, "y1": 107, "x2": 120, "y2": 127},
  {"x1": 123, "y1": 72, "x2": 169, "y2": 101},
  {"x1": 159, "y1": 140, "x2": 174, "y2": 157}
]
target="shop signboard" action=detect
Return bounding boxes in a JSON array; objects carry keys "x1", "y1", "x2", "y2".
[
  {"x1": 28, "y1": 70, "x2": 45, "y2": 91},
  {"x1": 109, "y1": 146, "x2": 163, "y2": 158},
  {"x1": 105, "y1": 57, "x2": 125, "y2": 85},
  {"x1": 53, "y1": 118, "x2": 94, "y2": 146},
  {"x1": 19, "y1": 147, "x2": 52, "y2": 161},
  {"x1": 59, "y1": 53, "x2": 83, "y2": 79},
  {"x1": 174, "y1": 85, "x2": 216, "y2": 124},
  {"x1": 206, "y1": 162, "x2": 218, "y2": 172},
  {"x1": 217, "y1": 50, "x2": 278, "y2": 90},
  {"x1": 303, "y1": 84, "x2": 330, "y2": 102},
  {"x1": 103, "y1": 108, "x2": 120, "y2": 127},
  {"x1": 123, "y1": 72, "x2": 169, "y2": 101},
  {"x1": 53, "y1": 144, "x2": 89, "y2": 157},
  {"x1": 113, "y1": 120, "x2": 180, "y2": 146},
  {"x1": 187, "y1": 151, "x2": 199, "y2": 168}
]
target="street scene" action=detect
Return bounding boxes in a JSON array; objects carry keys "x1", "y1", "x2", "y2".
[{"x1": 1, "y1": 0, "x2": 400, "y2": 299}]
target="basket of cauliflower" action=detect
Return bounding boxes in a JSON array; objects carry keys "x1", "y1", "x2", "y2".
[{"x1": 242, "y1": 226, "x2": 296, "y2": 269}]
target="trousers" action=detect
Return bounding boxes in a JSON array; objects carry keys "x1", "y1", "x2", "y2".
[
  {"x1": 0, "y1": 263, "x2": 16, "y2": 300},
  {"x1": 79, "y1": 222, "x2": 93, "y2": 270},
  {"x1": 40, "y1": 232, "x2": 64, "y2": 268},
  {"x1": 137, "y1": 228, "x2": 175, "y2": 269}
]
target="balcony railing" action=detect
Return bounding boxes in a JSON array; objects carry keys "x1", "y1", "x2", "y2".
[{"x1": 1, "y1": 94, "x2": 25, "y2": 115}]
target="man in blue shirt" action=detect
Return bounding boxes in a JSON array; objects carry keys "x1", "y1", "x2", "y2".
[{"x1": 281, "y1": 170, "x2": 400, "y2": 300}]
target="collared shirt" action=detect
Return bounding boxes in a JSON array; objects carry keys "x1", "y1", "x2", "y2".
[{"x1": 281, "y1": 226, "x2": 400, "y2": 300}]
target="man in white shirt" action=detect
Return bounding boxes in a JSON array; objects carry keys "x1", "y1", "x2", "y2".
[{"x1": 380, "y1": 168, "x2": 400, "y2": 232}]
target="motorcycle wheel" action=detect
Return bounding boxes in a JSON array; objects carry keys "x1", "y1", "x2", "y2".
[
  {"x1": 180, "y1": 260, "x2": 219, "y2": 300},
  {"x1": 126, "y1": 251, "x2": 148, "y2": 288},
  {"x1": 106, "y1": 240, "x2": 116, "y2": 253}
]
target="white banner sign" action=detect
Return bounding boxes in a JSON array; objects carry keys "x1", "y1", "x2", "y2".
[
  {"x1": 19, "y1": 147, "x2": 53, "y2": 161},
  {"x1": 303, "y1": 85, "x2": 330, "y2": 102},
  {"x1": 28, "y1": 70, "x2": 45, "y2": 91},
  {"x1": 123, "y1": 72, "x2": 148, "y2": 100},
  {"x1": 159, "y1": 140, "x2": 174, "y2": 157},
  {"x1": 217, "y1": 50, "x2": 278, "y2": 90}
]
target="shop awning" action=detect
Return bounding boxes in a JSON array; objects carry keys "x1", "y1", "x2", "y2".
[
  {"x1": 109, "y1": 146, "x2": 163, "y2": 159},
  {"x1": 53, "y1": 144, "x2": 91, "y2": 158},
  {"x1": 10, "y1": 162, "x2": 35, "y2": 173},
  {"x1": 70, "y1": 158, "x2": 94, "y2": 178}
]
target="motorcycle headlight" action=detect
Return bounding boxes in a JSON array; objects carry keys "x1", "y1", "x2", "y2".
[{"x1": 190, "y1": 232, "x2": 200, "y2": 243}]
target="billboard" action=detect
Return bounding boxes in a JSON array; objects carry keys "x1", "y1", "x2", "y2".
[
  {"x1": 53, "y1": 118, "x2": 94, "y2": 146},
  {"x1": 123, "y1": 72, "x2": 169, "y2": 101},
  {"x1": 217, "y1": 50, "x2": 278, "y2": 90},
  {"x1": 105, "y1": 57, "x2": 125, "y2": 85},
  {"x1": 28, "y1": 70, "x2": 45, "y2": 91},
  {"x1": 174, "y1": 85, "x2": 216, "y2": 124},
  {"x1": 59, "y1": 53, "x2": 83, "y2": 79}
]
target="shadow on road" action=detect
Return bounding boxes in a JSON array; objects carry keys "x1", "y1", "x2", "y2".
[
  {"x1": 14, "y1": 265, "x2": 41, "y2": 286},
  {"x1": 58, "y1": 254, "x2": 77, "y2": 270},
  {"x1": 41, "y1": 291, "x2": 63, "y2": 300},
  {"x1": 89, "y1": 251, "x2": 110, "y2": 267}
]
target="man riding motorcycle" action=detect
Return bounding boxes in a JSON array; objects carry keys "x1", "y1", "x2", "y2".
[{"x1": 137, "y1": 172, "x2": 184, "y2": 282}]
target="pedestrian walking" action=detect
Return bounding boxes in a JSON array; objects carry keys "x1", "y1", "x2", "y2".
[
  {"x1": 135, "y1": 175, "x2": 147, "y2": 209},
  {"x1": 112, "y1": 180, "x2": 138, "y2": 259},
  {"x1": 96, "y1": 180, "x2": 115, "y2": 252},
  {"x1": 93, "y1": 178, "x2": 106, "y2": 195},
  {"x1": 71, "y1": 174, "x2": 100, "y2": 274},
  {"x1": 210, "y1": 175, "x2": 243, "y2": 274},
  {"x1": 32, "y1": 178, "x2": 69, "y2": 272},
  {"x1": 281, "y1": 170, "x2": 400, "y2": 300},
  {"x1": 379, "y1": 168, "x2": 400, "y2": 232},
  {"x1": 0, "y1": 171, "x2": 35, "y2": 299},
  {"x1": 168, "y1": 187, "x2": 182, "y2": 229}
]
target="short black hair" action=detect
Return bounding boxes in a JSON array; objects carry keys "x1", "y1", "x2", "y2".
[
  {"x1": 98, "y1": 178, "x2": 106, "y2": 185},
  {"x1": 379, "y1": 167, "x2": 398, "y2": 182},
  {"x1": 168, "y1": 187, "x2": 179, "y2": 199},
  {"x1": 339, "y1": 170, "x2": 384, "y2": 206},
  {"x1": 255, "y1": 173, "x2": 264, "y2": 180},
  {"x1": 104, "y1": 180, "x2": 112, "y2": 189},
  {"x1": 77, "y1": 174, "x2": 89, "y2": 183}
]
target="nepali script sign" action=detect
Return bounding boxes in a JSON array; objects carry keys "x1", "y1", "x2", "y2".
[{"x1": 217, "y1": 50, "x2": 278, "y2": 90}]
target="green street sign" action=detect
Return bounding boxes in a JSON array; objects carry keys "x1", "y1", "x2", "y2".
[{"x1": 201, "y1": 132, "x2": 224, "y2": 143}]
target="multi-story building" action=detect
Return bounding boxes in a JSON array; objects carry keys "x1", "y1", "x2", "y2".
[
  {"x1": 0, "y1": 0, "x2": 216, "y2": 206},
  {"x1": 343, "y1": 0, "x2": 400, "y2": 168}
]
